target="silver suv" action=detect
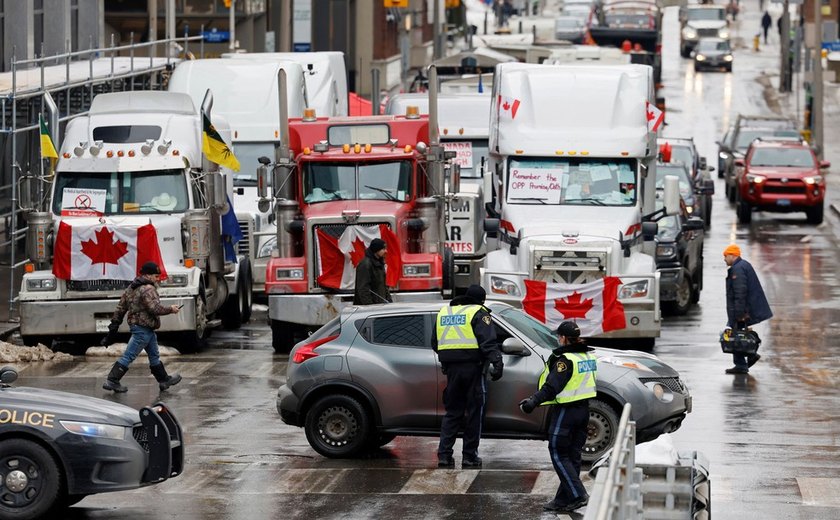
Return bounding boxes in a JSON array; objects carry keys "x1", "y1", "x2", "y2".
[{"x1": 277, "y1": 302, "x2": 691, "y2": 462}]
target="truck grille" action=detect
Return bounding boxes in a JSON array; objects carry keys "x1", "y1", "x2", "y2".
[
  {"x1": 697, "y1": 28, "x2": 719, "y2": 37},
  {"x1": 532, "y1": 249, "x2": 607, "y2": 284},
  {"x1": 236, "y1": 217, "x2": 254, "y2": 256},
  {"x1": 312, "y1": 222, "x2": 391, "y2": 285},
  {"x1": 132, "y1": 424, "x2": 149, "y2": 453},
  {"x1": 66, "y1": 279, "x2": 131, "y2": 292},
  {"x1": 638, "y1": 376, "x2": 688, "y2": 395}
]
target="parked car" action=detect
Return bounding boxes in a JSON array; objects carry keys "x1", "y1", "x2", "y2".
[
  {"x1": 0, "y1": 367, "x2": 183, "y2": 519},
  {"x1": 735, "y1": 137, "x2": 830, "y2": 224},
  {"x1": 692, "y1": 37, "x2": 733, "y2": 72},
  {"x1": 555, "y1": 16, "x2": 587, "y2": 43},
  {"x1": 654, "y1": 201, "x2": 705, "y2": 316},
  {"x1": 679, "y1": 5, "x2": 729, "y2": 57},
  {"x1": 659, "y1": 137, "x2": 715, "y2": 227},
  {"x1": 656, "y1": 162, "x2": 713, "y2": 226},
  {"x1": 277, "y1": 302, "x2": 692, "y2": 463}
]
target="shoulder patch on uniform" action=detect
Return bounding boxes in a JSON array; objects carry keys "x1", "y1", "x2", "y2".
[
  {"x1": 556, "y1": 361, "x2": 567, "y2": 372},
  {"x1": 482, "y1": 315, "x2": 492, "y2": 325}
]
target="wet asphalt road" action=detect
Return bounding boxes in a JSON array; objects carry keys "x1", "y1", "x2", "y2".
[{"x1": 8, "y1": 4, "x2": 840, "y2": 520}]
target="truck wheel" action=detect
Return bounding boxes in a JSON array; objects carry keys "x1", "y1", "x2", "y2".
[
  {"x1": 304, "y1": 395, "x2": 371, "y2": 458},
  {"x1": 583, "y1": 400, "x2": 620, "y2": 463},
  {"x1": 240, "y1": 260, "x2": 253, "y2": 324},
  {"x1": 179, "y1": 288, "x2": 209, "y2": 353},
  {"x1": 736, "y1": 198, "x2": 752, "y2": 224},
  {"x1": 0, "y1": 439, "x2": 63, "y2": 520},
  {"x1": 221, "y1": 259, "x2": 253, "y2": 329},
  {"x1": 271, "y1": 320, "x2": 298, "y2": 354},
  {"x1": 806, "y1": 203, "x2": 824, "y2": 225},
  {"x1": 21, "y1": 336, "x2": 51, "y2": 348},
  {"x1": 442, "y1": 247, "x2": 455, "y2": 298}
]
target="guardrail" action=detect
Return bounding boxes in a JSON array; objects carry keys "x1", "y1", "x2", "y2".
[{"x1": 584, "y1": 403, "x2": 644, "y2": 520}]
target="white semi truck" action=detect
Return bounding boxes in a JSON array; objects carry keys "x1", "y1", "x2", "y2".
[
  {"x1": 168, "y1": 59, "x2": 309, "y2": 308},
  {"x1": 385, "y1": 92, "x2": 491, "y2": 291},
  {"x1": 482, "y1": 63, "x2": 678, "y2": 347},
  {"x1": 19, "y1": 91, "x2": 241, "y2": 350}
]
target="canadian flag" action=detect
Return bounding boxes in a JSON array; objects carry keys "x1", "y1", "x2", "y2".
[
  {"x1": 498, "y1": 95, "x2": 522, "y2": 120},
  {"x1": 646, "y1": 101, "x2": 664, "y2": 133},
  {"x1": 316, "y1": 224, "x2": 401, "y2": 290},
  {"x1": 53, "y1": 221, "x2": 167, "y2": 281},
  {"x1": 522, "y1": 278, "x2": 626, "y2": 337}
]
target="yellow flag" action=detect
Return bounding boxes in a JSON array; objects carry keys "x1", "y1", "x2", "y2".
[
  {"x1": 39, "y1": 114, "x2": 58, "y2": 159},
  {"x1": 202, "y1": 113, "x2": 240, "y2": 171}
]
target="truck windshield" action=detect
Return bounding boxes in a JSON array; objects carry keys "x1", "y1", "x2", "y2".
[
  {"x1": 687, "y1": 9, "x2": 725, "y2": 21},
  {"x1": 507, "y1": 157, "x2": 637, "y2": 206},
  {"x1": 232, "y1": 142, "x2": 274, "y2": 186},
  {"x1": 303, "y1": 161, "x2": 412, "y2": 203},
  {"x1": 52, "y1": 170, "x2": 188, "y2": 215}
]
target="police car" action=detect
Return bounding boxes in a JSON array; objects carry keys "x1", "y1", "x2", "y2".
[{"x1": 0, "y1": 366, "x2": 183, "y2": 519}]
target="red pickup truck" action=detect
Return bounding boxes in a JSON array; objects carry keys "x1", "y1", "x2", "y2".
[{"x1": 735, "y1": 138, "x2": 830, "y2": 224}]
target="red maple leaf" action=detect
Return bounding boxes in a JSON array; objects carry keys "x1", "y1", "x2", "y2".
[
  {"x1": 646, "y1": 109, "x2": 655, "y2": 122},
  {"x1": 80, "y1": 227, "x2": 129, "y2": 275},
  {"x1": 502, "y1": 101, "x2": 511, "y2": 111},
  {"x1": 554, "y1": 291, "x2": 594, "y2": 320},
  {"x1": 348, "y1": 237, "x2": 367, "y2": 267}
]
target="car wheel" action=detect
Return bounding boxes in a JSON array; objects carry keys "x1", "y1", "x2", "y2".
[
  {"x1": 736, "y1": 197, "x2": 752, "y2": 224},
  {"x1": 62, "y1": 494, "x2": 88, "y2": 507},
  {"x1": 727, "y1": 182, "x2": 736, "y2": 203},
  {"x1": 584, "y1": 400, "x2": 620, "y2": 463},
  {"x1": 0, "y1": 439, "x2": 63, "y2": 520},
  {"x1": 704, "y1": 198, "x2": 712, "y2": 229},
  {"x1": 305, "y1": 395, "x2": 371, "y2": 458},
  {"x1": 691, "y1": 261, "x2": 703, "y2": 304},
  {"x1": 806, "y1": 203, "x2": 824, "y2": 225},
  {"x1": 717, "y1": 161, "x2": 725, "y2": 179},
  {"x1": 664, "y1": 269, "x2": 693, "y2": 316},
  {"x1": 680, "y1": 46, "x2": 689, "y2": 58},
  {"x1": 693, "y1": 63, "x2": 700, "y2": 72},
  {"x1": 726, "y1": 64, "x2": 732, "y2": 73}
]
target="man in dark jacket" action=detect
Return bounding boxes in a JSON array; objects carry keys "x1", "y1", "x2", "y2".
[
  {"x1": 520, "y1": 321, "x2": 596, "y2": 513},
  {"x1": 436, "y1": 284, "x2": 504, "y2": 469},
  {"x1": 101, "y1": 262, "x2": 182, "y2": 392},
  {"x1": 724, "y1": 244, "x2": 773, "y2": 374},
  {"x1": 353, "y1": 238, "x2": 392, "y2": 305},
  {"x1": 761, "y1": 11, "x2": 772, "y2": 43}
]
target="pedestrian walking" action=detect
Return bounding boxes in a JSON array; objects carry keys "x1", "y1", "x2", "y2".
[
  {"x1": 761, "y1": 11, "x2": 772, "y2": 43},
  {"x1": 101, "y1": 261, "x2": 182, "y2": 393},
  {"x1": 519, "y1": 321, "x2": 596, "y2": 513},
  {"x1": 723, "y1": 244, "x2": 773, "y2": 374},
  {"x1": 353, "y1": 238, "x2": 392, "y2": 305},
  {"x1": 436, "y1": 284, "x2": 504, "y2": 469}
]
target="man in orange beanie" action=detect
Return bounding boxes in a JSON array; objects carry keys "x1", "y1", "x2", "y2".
[{"x1": 723, "y1": 244, "x2": 772, "y2": 374}]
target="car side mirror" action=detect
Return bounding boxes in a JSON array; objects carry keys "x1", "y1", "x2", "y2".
[
  {"x1": 708, "y1": 166, "x2": 716, "y2": 173},
  {"x1": 699, "y1": 157, "x2": 708, "y2": 170},
  {"x1": 685, "y1": 216, "x2": 704, "y2": 231},
  {"x1": 698, "y1": 179, "x2": 715, "y2": 195},
  {"x1": 734, "y1": 158, "x2": 745, "y2": 167},
  {"x1": 820, "y1": 160, "x2": 831, "y2": 169},
  {"x1": 501, "y1": 337, "x2": 531, "y2": 356},
  {"x1": 0, "y1": 366, "x2": 18, "y2": 385}
]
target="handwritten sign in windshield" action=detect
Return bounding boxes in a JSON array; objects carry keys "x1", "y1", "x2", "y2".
[{"x1": 508, "y1": 167, "x2": 567, "y2": 204}]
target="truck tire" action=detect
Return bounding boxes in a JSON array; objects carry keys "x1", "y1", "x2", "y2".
[
  {"x1": 583, "y1": 399, "x2": 620, "y2": 463},
  {"x1": 806, "y1": 203, "x2": 824, "y2": 225},
  {"x1": 0, "y1": 438, "x2": 63, "y2": 520},
  {"x1": 304, "y1": 395, "x2": 371, "y2": 458},
  {"x1": 221, "y1": 259, "x2": 253, "y2": 329},
  {"x1": 442, "y1": 247, "x2": 455, "y2": 298},
  {"x1": 178, "y1": 287, "x2": 209, "y2": 353},
  {"x1": 271, "y1": 320, "x2": 299, "y2": 354}
]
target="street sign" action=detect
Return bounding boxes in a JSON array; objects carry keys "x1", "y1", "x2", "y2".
[
  {"x1": 384, "y1": 0, "x2": 409, "y2": 7},
  {"x1": 821, "y1": 40, "x2": 840, "y2": 51},
  {"x1": 203, "y1": 29, "x2": 230, "y2": 43}
]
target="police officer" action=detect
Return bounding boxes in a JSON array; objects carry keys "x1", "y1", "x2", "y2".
[
  {"x1": 436, "y1": 284, "x2": 504, "y2": 469},
  {"x1": 519, "y1": 321, "x2": 596, "y2": 513}
]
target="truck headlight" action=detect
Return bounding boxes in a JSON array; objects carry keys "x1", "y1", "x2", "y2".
[
  {"x1": 655, "y1": 244, "x2": 676, "y2": 259},
  {"x1": 403, "y1": 264, "x2": 431, "y2": 277},
  {"x1": 618, "y1": 280, "x2": 649, "y2": 299},
  {"x1": 26, "y1": 277, "x2": 57, "y2": 291},
  {"x1": 275, "y1": 268, "x2": 304, "y2": 280},
  {"x1": 258, "y1": 237, "x2": 277, "y2": 258},
  {"x1": 682, "y1": 27, "x2": 697, "y2": 39},
  {"x1": 490, "y1": 276, "x2": 521, "y2": 296},
  {"x1": 724, "y1": 55, "x2": 733, "y2": 62},
  {"x1": 718, "y1": 29, "x2": 730, "y2": 39},
  {"x1": 60, "y1": 421, "x2": 127, "y2": 440},
  {"x1": 160, "y1": 274, "x2": 189, "y2": 287}
]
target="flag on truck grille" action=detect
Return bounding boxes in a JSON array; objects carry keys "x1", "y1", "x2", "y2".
[
  {"x1": 522, "y1": 278, "x2": 626, "y2": 337},
  {"x1": 53, "y1": 220, "x2": 168, "y2": 281},
  {"x1": 316, "y1": 224, "x2": 401, "y2": 290},
  {"x1": 202, "y1": 112, "x2": 240, "y2": 171},
  {"x1": 39, "y1": 114, "x2": 58, "y2": 159}
]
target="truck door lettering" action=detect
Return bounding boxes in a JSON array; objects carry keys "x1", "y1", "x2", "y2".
[{"x1": 447, "y1": 226, "x2": 462, "y2": 242}]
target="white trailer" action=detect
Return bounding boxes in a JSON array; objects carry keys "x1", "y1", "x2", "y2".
[
  {"x1": 483, "y1": 63, "x2": 678, "y2": 346},
  {"x1": 168, "y1": 59, "x2": 309, "y2": 308},
  {"x1": 385, "y1": 92, "x2": 492, "y2": 291},
  {"x1": 19, "y1": 91, "x2": 238, "y2": 350}
]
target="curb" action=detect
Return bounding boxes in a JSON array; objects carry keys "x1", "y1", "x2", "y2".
[{"x1": 0, "y1": 325, "x2": 20, "y2": 342}]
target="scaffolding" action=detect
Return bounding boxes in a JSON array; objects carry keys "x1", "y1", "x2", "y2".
[{"x1": 0, "y1": 32, "x2": 204, "y2": 320}]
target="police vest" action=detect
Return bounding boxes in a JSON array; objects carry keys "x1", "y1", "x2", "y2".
[
  {"x1": 538, "y1": 352, "x2": 598, "y2": 405},
  {"x1": 436, "y1": 305, "x2": 482, "y2": 351}
]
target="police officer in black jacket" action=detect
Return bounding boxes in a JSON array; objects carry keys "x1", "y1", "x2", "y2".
[{"x1": 435, "y1": 284, "x2": 504, "y2": 469}]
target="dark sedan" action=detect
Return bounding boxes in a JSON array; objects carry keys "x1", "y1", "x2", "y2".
[{"x1": 692, "y1": 37, "x2": 733, "y2": 72}]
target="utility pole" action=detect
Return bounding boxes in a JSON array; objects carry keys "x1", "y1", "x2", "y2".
[
  {"x1": 433, "y1": 0, "x2": 443, "y2": 60},
  {"x1": 229, "y1": 0, "x2": 236, "y2": 52},
  {"x1": 813, "y1": 0, "x2": 824, "y2": 158},
  {"x1": 780, "y1": 0, "x2": 791, "y2": 92}
]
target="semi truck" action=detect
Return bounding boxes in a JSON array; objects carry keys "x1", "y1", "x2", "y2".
[
  {"x1": 482, "y1": 63, "x2": 678, "y2": 347},
  {"x1": 168, "y1": 59, "x2": 309, "y2": 311},
  {"x1": 261, "y1": 68, "x2": 456, "y2": 352},
  {"x1": 385, "y1": 92, "x2": 492, "y2": 291},
  {"x1": 19, "y1": 91, "x2": 241, "y2": 350}
]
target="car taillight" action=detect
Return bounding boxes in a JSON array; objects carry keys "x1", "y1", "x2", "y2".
[{"x1": 292, "y1": 334, "x2": 338, "y2": 364}]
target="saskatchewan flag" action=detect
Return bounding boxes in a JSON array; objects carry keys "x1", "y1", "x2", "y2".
[
  {"x1": 39, "y1": 114, "x2": 58, "y2": 159},
  {"x1": 202, "y1": 112, "x2": 240, "y2": 171}
]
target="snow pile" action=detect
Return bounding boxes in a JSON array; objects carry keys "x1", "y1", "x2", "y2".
[
  {"x1": 0, "y1": 342, "x2": 73, "y2": 362},
  {"x1": 85, "y1": 343, "x2": 181, "y2": 357}
]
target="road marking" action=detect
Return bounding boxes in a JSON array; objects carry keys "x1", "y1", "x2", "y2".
[
  {"x1": 797, "y1": 478, "x2": 840, "y2": 507},
  {"x1": 530, "y1": 471, "x2": 561, "y2": 494},
  {"x1": 399, "y1": 469, "x2": 480, "y2": 494}
]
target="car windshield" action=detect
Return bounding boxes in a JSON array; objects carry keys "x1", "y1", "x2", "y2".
[
  {"x1": 231, "y1": 142, "x2": 274, "y2": 186},
  {"x1": 605, "y1": 14, "x2": 652, "y2": 27},
  {"x1": 735, "y1": 129, "x2": 769, "y2": 151},
  {"x1": 697, "y1": 40, "x2": 730, "y2": 52},
  {"x1": 687, "y1": 9, "x2": 725, "y2": 21},
  {"x1": 657, "y1": 214, "x2": 681, "y2": 233},
  {"x1": 656, "y1": 165, "x2": 692, "y2": 199},
  {"x1": 303, "y1": 160, "x2": 412, "y2": 203},
  {"x1": 507, "y1": 157, "x2": 637, "y2": 206},
  {"x1": 52, "y1": 169, "x2": 188, "y2": 215},
  {"x1": 444, "y1": 139, "x2": 488, "y2": 179},
  {"x1": 499, "y1": 308, "x2": 560, "y2": 353},
  {"x1": 669, "y1": 145, "x2": 694, "y2": 168},
  {"x1": 750, "y1": 148, "x2": 815, "y2": 167}
]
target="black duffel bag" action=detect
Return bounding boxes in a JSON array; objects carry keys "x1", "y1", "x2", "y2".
[{"x1": 720, "y1": 328, "x2": 761, "y2": 355}]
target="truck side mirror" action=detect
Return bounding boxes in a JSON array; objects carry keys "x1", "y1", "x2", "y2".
[
  {"x1": 484, "y1": 218, "x2": 500, "y2": 238},
  {"x1": 257, "y1": 164, "x2": 271, "y2": 199},
  {"x1": 699, "y1": 179, "x2": 715, "y2": 195},
  {"x1": 642, "y1": 221, "x2": 658, "y2": 241},
  {"x1": 663, "y1": 175, "x2": 680, "y2": 216},
  {"x1": 699, "y1": 157, "x2": 708, "y2": 170},
  {"x1": 448, "y1": 164, "x2": 461, "y2": 195},
  {"x1": 685, "y1": 216, "x2": 705, "y2": 231}
]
